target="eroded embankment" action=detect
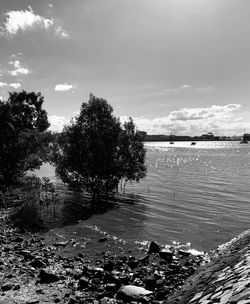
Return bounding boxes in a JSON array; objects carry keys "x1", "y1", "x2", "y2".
[{"x1": 166, "y1": 228, "x2": 250, "y2": 304}]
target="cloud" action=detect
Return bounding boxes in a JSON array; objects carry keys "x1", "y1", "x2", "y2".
[
  {"x1": 48, "y1": 115, "x2": 69, "y2": 132},
  {"x1": 1, "y1": 6, "x2": 68, "y2": 38},
  {"x1": 9, "y1": 60, "x2": 31, "y2": 76},
  {"x1": 1, "y1": 7, "x2": 53, "y2": 36},
  {"x1": 9, "y1": 82, "x2": 22, "y2": 89},
  {"x1": 121, "y1": 104, "x2": 243, "y2": 136},
  {"x1": 169, "y1": 104, "x2": 241, "y2": 121},
  {"x1": 54, "y1": 83, "x2": 77, "y2": 92},
  {"x1": 0, "y1": 82, "x2": 8, "y2": 87},
  {"x1": 55, "y1": 27, "x2": 69, "y2": 38},
  {"x1": 10, "y1": 67, "x2": 31, "y2": 76}
]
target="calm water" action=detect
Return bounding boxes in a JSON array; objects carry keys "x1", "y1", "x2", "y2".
[{"x1": 22, "y1": 141, "x2": 250, "y2": 257}]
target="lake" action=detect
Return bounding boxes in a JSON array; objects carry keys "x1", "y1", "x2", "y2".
[{"x1": 23, "y1": 141, "x2": 250, "y2": 258}]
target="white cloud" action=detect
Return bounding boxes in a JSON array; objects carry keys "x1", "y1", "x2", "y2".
[
  {"x1": 169, "y1": 104, "x2": 241, "y2": 121},
  {"x1": 55, "y1": 26, "x2": 69, "y2": 38},
  {"x1": 10, "y1": 67, "x2": 31, "y2": 76},
  {"x1": 9, "y1": 82, "x2": 22, "y2": 89},
  {"x1": 9, "y1": 60, "x2": 21, "y2": 68},
  {"x1": 1, "y1": 6, "x2": 68, "y2": 38},
  {"x1": 0, "y1": 82, "x2": 8, "y2": 87},
  {"x1": 181, "y1": 84, "x2": 191, "y2": 89},
  {"x1": 9, "y1": 60, "x2": 31, "y2": 76},
  {"x1": 2, "y1": 7, "x2": 53, "y2": 36},
  {"x1": 54, "y1": 83, "x2": 77, "y2": 92},
  {"x1": 48, "y1": 115, "x2": 69, "y2": 132},
  {"x1": 121, "y1": 104, "x2": 244, "y2": 136}
]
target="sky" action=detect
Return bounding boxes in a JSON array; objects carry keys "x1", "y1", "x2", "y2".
[{"x1": 0, "y1": 0, "x2": 250, "y2": 136}]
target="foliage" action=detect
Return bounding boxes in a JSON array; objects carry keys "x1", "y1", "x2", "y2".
[
  {"x1": 0, "y1": 91, "x2": 50, "y2": 187},
  {"x1": 54, "y1": 94, "x2": 146, "y2": 200},
  {"x1": 21, "y1": 175, "x2": 58, "y2": 204}
]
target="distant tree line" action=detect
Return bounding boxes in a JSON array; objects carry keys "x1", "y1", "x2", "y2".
[{"x1": 0, "y1": 91, "x2": 146, "y2": 201}]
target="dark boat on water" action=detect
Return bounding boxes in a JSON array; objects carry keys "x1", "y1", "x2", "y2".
[
  {"x1": 240, "y1": 133, "x2": 249, "y2": 144},
  {"x1": 191, "y1": 142, "x2": 196, "y2": 145}
]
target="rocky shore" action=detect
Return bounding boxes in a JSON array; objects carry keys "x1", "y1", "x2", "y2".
[
  {"x1": 1, "y1": 199, "x2": 249, "y2": 304},
  {"x1": 0, "y1": 199, "x2": 211, "y2": 304}
]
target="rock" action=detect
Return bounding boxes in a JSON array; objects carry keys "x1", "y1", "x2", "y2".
[
  {"x1": 179, "y1": 249, "x2": 191, "y2": 257},
  {"x1": 30, "y1": 259, "x2": 46, "y2": 268},
  {"x1": 116, "y1": 285, "x2": 153, "y2": 302},
  {"x1": 148, "y1": 241, "x2": 160, "y2": 254},
  {"x1": 13, "y1": 284, "x2": 21, "y2": 290},
  {"x1": 145, "y1": 274, "x2": 157, "y2": 290},
  {"x1": 1, "y1": 282, "x2": 13, "y2": 291},
  {"x1": 128, "y1": 258, "x2": 139, "y2": 269},
  {"x1": 78, "y1": 276, "x2": 89, "y2": 289},
  {"x1": 105, "y1": 283, "x2": 117, "y2": 292},
  {"x1": 18, "y1": 249, "x2": 34, "y2": 260},
  {"x1": 53, "y1": 241, "x2": 68, "y2": 247},
  {"x1": 99, "y1": 237, "x2": 108, "y2": 243},
  {"x1": 104, "y1": 261, "x2": 114, "y2": 272},
  {"x1": 159, "y1": 248, "x2": 173, "y2": 261},
  {"x1": 39, "y1": 269, "x2": 60, "y2": 283}
]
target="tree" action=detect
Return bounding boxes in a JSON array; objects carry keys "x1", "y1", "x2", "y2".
[
  {"x1": 54, "y1": 94, "x2": 146, "y2": 200},
  {"x1": 0, "y1": 91, "x2": 50, "y2": 186}
]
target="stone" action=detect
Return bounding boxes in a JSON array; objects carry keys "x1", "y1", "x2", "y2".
[
  {"x1": 78, "y1": 276, "x2": 89, "y2": 289},
  {"x1": 104, "y1": 261, "x2": 114, "y2": 272},
  {"x1": 116, "y1": 285, "x2": 152, "y2": 302},
  {"x1": 1, "y1": 283, "x2": 13, "y2": 291},
  {"x1": 30, "y1": 259, "x2": 46, "y2": 268},
  {"x1": 159, "y1": 248, "x2": 173, "y2": 261},
  {"x1": 99, "y1": 237, "x2": 108, "y2": 243},
  {"x1": 179, "y1": 249, "x2": 191, "y2": 257},
  {"x1": 39, "y1": 269, "x2": 60, "y2": 283},
  {"x1": 53, "y1": 241, "x2": 68, "y2": 247},
  {"x1": 148, "y1": 241, "x2": 160, "y2": 254},
  {"x1": 145, "y1": 274, "x2": 157, "y2": 290}
]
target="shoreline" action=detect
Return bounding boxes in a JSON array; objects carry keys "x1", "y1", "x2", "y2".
[{"x1": 0, "y1": 200, "x2": 249, "y2": 303}]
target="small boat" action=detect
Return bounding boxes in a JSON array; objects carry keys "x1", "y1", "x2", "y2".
[
  {"x1": 240, "y1": 139, "x2": 248, "y2": 144},
  {"x1": 191, "y1": 142, "x2": 196, "y2": 145},
  {"x1": 170, "y1": 141, "x2": 174, "y2": 144}
]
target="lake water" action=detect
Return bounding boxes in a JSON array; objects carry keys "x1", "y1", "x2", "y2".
[{"x1": 22, "y1": 141, "x2": 250, "y2": 258}]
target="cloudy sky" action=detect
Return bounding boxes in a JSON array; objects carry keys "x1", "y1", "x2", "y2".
[{"x1": 0, "y1": 0, "x2": 250, "y2": 135}]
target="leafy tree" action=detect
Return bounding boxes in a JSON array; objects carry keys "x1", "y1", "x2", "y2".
[
  {"x1": 0, "y1": 91, "x2": 50, "y2": 186},
  {"x1": 54, "y1": 94, "x2": 146, "y2": 201},
  {"x1": 118, "y1": 117, "x2": 147, "y2": 191}
]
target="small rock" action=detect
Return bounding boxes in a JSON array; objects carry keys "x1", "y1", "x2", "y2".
[
  {"x1": 104, "y1": 261, "x2": 114, "y2": 272},
  {"x1": 159, "y1": 248, "x2": 173, "y2": 261},
  {"x1": 39, "y1": 269, "x2": 60, "y2": 283},
  {"x1": 13, "y1": 284, "x2": 21, "y2": 290},
  {"x1": 30, "y1": 259, "x2": 46, "y2": 268},
  {"x1": 116, "y1": 285, "x2": 153, "y2": 302},
  {"x1": 78, "y1": 276, "x2": 89, "y2": 289},
  {"x1": 99, "y1": 237, "x2": 108, "y2": 243},
  {"x1": 53, "y1": 241, "x2": 68, "y2": 247},
  {"x1": 148, "y1": 241, "x2": 160, "y2": 254},
  {"x1": 179, "y1": 249, "x2": 191, "y2": 257},
  {"x1": 1, "y1": 283, "x2": 13, "y2": 291},
  {"x1": 145, "y1": 274, "x2": 157, "y2": 290}
]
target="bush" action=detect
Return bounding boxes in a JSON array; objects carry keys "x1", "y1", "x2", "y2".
[
  {"x1": 0, "y1": 91, "x2": 50, "y2": 187},
  {"x1": 54, "y1": 94, "x2": 146, "y2": 201}
]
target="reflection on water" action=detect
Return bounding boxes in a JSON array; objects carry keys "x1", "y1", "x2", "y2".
[{"x1": 17, "y1": 141, "x2": 250, "y2": 255}]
